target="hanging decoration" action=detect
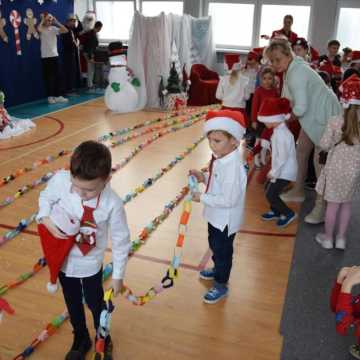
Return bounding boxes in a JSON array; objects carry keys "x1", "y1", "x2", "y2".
[
  {"x1": 9, "y1": 10, "x2": 22, "y2": 55},
  {"x1": 24, "y1": 9, "x2": 39, "y2": 40},
  {"x1": 37, "y1": 0, "x2": 44, "y2": 5},
  {"x1": 0, "y1": 10, "x2": 9, "y2": 43}
]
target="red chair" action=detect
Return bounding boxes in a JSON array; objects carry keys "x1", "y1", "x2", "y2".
[
  {"x1": 224, "y1": 53, "x2": 240, "y2": 71},
  {"x1": 188, "y1": 64, "x2": 220, "y2": 106}
]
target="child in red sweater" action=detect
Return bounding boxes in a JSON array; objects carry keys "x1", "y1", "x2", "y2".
[
  {"x1": 251, "y1": 67, "x2": 279, "y2": 168},
  {"x1": 331, "y1": 266, "x2": 360, "y2": 359}
]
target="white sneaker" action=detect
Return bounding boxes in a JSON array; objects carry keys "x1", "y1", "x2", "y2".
[
  {"x1": 48, "y1": 96, "x2": 56, "y2": 104},
  {"x1": 315, "y1": 233, "x2": 333, "y2": 249},
  {"x1": 55, "y1": 96, "x2": 69, "y2": 103},
  {"x1": 280, "y1": 188, "x2": 305, "y2": 202},
  {"x1": 335, "y1": 235, "x2": 346, "y2": 250}
]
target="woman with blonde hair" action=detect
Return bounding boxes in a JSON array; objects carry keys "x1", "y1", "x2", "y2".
[{"x1": 266, "y1": 40, "x2": 342, "y2": 224}]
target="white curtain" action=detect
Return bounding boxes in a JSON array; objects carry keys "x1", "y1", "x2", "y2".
[{"x1": 128, "y1": 12, "x2": 216, "y2": 109}]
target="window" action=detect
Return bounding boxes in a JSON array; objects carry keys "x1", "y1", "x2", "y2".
[
  {"x1": 141, "y1": 1, "x2": 183, "y2": 16},
  {"x1": 95, "y1": 1, "x2": 135, "y2": 40},
  {"x1": 336, "y1": 7, "x2": 360, "y2": 49},
  {"x1": 208, "y1": 2, "x2": 255, "y2": 48},
  {"x1": 259, "y1": 4, "x2": 311, "y2": 47}
]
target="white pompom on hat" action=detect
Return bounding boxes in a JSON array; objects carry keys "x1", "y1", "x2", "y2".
[
  {"x1": 257, "y1": 97, "x2": 291, "y2": 123},
  {"x1": 204, "y1": 110, "x2": 247, "y2": 142}
]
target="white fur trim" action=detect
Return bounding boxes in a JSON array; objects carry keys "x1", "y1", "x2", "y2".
[
  {"x1": 351, "y1": 59, "x2": 360, "y2": 64},
  {"x1": 341, "y1": 98, "x2": 360, "y2": 107},
  {"x1": 47, "y1": 281, "x2": 59, "y2": 294},
  {"x1": 257, "y1": 114, "x2": 287, "y2": 123},
  {"x1": 204, "y1": 117, "x2": 245, "y2": 141}
]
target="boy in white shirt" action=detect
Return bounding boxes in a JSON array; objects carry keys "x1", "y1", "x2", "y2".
[
  {"x1": 257, "y1": 97, "x2": 298, "y2": 227},
  {"x1": 38, "y1": 13, "x2": 69, "y2": 104},
  {"x1": 37, "y1": 141, "x2": 131, "y2": 360},
  {"x1": 190, "y1": 110, "x2": 247, "y2": 304}
]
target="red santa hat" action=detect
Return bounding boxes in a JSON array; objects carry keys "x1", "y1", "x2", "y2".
[
  {"x1": 318, "y1": 60, "x2": 342, "y2": 77},
  {"x1": 339, "y1": 73, "x2": 360, "y2": 107},
  {"x1": 257, "y1": 97, "x2": 291, "y2": 123},
  {"x1": 204, "y1": 110, "x2": 247, "y2": 142},
  {"x1": 310, "y1": 46, "x2": 320, "y2": 62},
  {"x1": 247, "y1": 50, "x2": 261, "y2": 62},
  {"x1": 38, "y1": 223, "x2": 76, "y2": 293},
  {"x1": 351, "y1": 50, "x2": 360, "y2": 64}
]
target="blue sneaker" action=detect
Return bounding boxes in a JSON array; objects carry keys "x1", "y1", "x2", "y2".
[
  {"x1": 261, "y1": 211, "x2": 279, "y2": 221},
  {"x1": 199, "y1": 268, "x2": 215, "y2": 280},
  {"x1": 203, "y1": 286, "x2": 228, "y2": 304},
  {"x1": 276, "y1": 212, "x2": 297, "y2": 228}
]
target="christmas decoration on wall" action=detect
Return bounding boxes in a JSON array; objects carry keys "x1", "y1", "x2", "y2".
[
  {"x1": 37, "y1": 0, "x2": 44, "y2": 5},
  {"x1": 24, "y1": 8, "x2": 39, "y2": 40},
  {"x1": 9, "y1": 10, "x2": 22, "y2": 55},
  {"x1": 0, "y1": 10, "x2": 9, "y2": 43}
]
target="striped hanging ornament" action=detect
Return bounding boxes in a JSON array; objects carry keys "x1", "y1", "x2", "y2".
[{"x1": 9, "y1": 10, "x2": 22, "y2": 55}]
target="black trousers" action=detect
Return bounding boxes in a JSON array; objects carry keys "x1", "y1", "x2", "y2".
[
  {"x1": 63, "y1": 51, "x2": 81, "y2": 93},
  {"x1": 59, "y1": 269, "x2": 105, "y2": 334},
  {"x1": 265, "y1": 179, "x2": 293, "y2": 216},
  {"x1": 208, "y1": 223, "x2": 236, "y2": 287},
  {"x1": 41, "y1": 57, "x2": 61, "y2": 97}
]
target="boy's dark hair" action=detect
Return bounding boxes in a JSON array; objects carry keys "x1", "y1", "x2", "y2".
[
  {"x1": 284, "y1": 14, "x2": 293, "y2": 23},
  {"x1": 94, "y1": 21, "x2": 103, "y2": 29},
  {"x1": 317, "y1": 71, "x2": 330, "y2": 86},
  {"x1": 70, "y1": 141, "x2": 112, "y2": 180},
  {"x1": 328, "y1": 39, "x2": 340, "y2": 48},
  {"x1": 343, "y1": 68, "x2": 360, "y2": 81}
]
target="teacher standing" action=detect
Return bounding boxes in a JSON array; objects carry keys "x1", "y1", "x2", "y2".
[{"x1": 266, "y1": 40, "x2": 342, "y2": 224}]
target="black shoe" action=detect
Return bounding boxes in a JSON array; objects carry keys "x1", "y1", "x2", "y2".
[{"x1": 65, "y1": 330, "x2": 92, "y2": 360}]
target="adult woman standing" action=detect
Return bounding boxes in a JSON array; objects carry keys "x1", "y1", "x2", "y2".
[
  {"x1": 266, "y1": 40, "x2": 342, "y2": 224},
  {"x1": 271, "y1": 15, "x2": 298, "y2": 44}
]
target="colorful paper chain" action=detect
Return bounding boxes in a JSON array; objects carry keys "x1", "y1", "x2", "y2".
[
  {"x1": 0, "y1": 107, "x2": 210, "y2": 188},
  {"x1": 0, "y1": 113, "x2": 205, "y2": 211},
  {"x1": 12, "y1": 263, "x2": 114, "y2": 360},
  {"x1": 0, "y1": 136, "x2": 205, "y2": 246}
]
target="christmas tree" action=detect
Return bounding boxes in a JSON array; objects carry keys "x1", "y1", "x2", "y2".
[{"x1": 166, "y1": 62, "x2": 181, "y2": 94}]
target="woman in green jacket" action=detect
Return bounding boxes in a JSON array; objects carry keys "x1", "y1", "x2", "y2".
[{"x1": 266, "y1": 40, "x2": 342, "y2": 224}]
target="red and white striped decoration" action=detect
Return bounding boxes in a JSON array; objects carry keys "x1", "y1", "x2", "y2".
[{"x1": 9, "y1": 10, "x2": 22, "y2": 56}]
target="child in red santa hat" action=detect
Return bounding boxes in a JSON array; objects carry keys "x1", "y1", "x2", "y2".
[
  {"x1": 37, "y1": 140, "x2": 131, "y2": 360},
  {"x1": 250, "y1": 66, "x2": 279, "y2": 168},
  {"x1": 258, "y1": 97, "x2": 298, "y2": 228},
  {"x1": 189, "y1": 110, "x2": 248, "y2": 304},
  {"x1": 331, "y1": 266, "x2": 360, "y2": 359}
]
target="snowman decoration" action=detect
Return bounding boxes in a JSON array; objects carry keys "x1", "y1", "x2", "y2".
[{"x1": 104, "y1": 55, "x2": 139, "y2": 113}]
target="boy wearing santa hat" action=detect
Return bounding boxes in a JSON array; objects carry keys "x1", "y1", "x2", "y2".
[
  {"x1": 190, "y1": 110, "x2": 247, "y2": 304},
  {"x1": 258, "y1": 97, "x2": 298, "y2": 227},
  {"x1": 37, "y1": 140, "x2": 131, "y2": 360}
]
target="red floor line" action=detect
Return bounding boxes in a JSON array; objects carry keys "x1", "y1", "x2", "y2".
[
  {"x1": 239, "y1": 229, "x2": 295, "y2": 237},
  {"x1": 197, "y1": 248, "x2": 212, "y2": 270},
  {"x1": 0, "y1": 117, "x2": 64, "y2": 151}
]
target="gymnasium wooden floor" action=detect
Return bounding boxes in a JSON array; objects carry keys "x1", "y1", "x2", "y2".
[{"x1": 0, "y1": 99, "x2": 300, "y2": 360}]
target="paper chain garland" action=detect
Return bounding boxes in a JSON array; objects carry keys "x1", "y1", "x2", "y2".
[
  {"x1": 11, "y1": 175, "x2": 198, "y2": 359},
  {"x1": 0, "y1": 107, "x2": 210, "y2": 188},
  {"x1": 12, "y1": 263, "x2": 114, "y2": 360},
  {"x1": 0, "y1": 113, "x2": 205, "y2": 212},
  {"x1": 0, "y1": 135, "x2": 205, "y2": 246}
]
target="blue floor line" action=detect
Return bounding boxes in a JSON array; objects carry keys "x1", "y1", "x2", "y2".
[{"x1": 7, "y1": 91, "x2": 104, "y2": 120}]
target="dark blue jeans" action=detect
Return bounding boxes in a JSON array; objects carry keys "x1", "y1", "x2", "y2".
[
  {"x1": 208, "y1": 223, "x2": 236, "y2": 288},
  {"x1": 59, "y1": 269, "x2": 105, "y2": 334}
]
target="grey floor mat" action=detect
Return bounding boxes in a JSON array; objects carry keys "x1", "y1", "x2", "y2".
[{"x1": 279, "y1": 191, "x2": 360, "y2": 360}]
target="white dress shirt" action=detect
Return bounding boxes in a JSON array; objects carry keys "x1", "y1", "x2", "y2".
[
  {"x1": 269, "y1": 122, "x2": 298, "y2": 182},
  {"x1": 200, "y1": 148, "x2": 247, "y2": 236},
  {"x1": 37, "y1": 170, "x2": 131, "y2": 279},
  {"x1": 39, "y1": 26, "x2": 60, "y2": 58},
  {"x1": 216, "y1": 72, "x2": 250, "y2": 108}
]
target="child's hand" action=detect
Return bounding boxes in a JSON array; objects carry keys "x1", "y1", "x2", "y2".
[
  {"x1": 341, "y1": 266, "x2": 360, "y2": 293},
  {"x1": 112, "y1": 279, "x2": 123, "y2": 297},
  {"x1": 191, "y1": 192, "x2": 201, "y2": 202},
  {"x1": 189, "y1": 170, "x2": 205, "y2": 184},
  {"x1": 337, "y1": 267, "x2": 352, "y2": 284},
  {"x1": 41, "y1": 217, "x2": 68, "y2": 239}
]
